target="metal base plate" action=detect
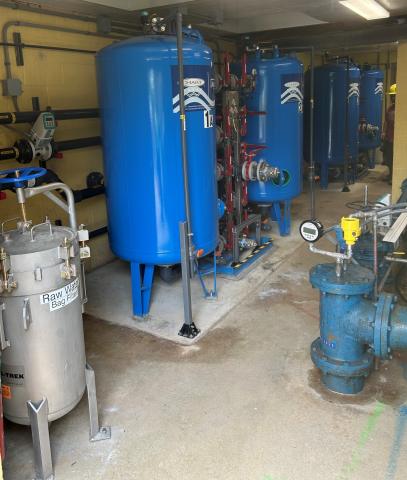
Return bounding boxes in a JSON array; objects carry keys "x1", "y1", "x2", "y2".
[
  {"x1": 90, "y1": 425, "x2": 112, "y2": 442},
  {"x1": 178, "y1": 322, "x2": 200, "y2": 338}
]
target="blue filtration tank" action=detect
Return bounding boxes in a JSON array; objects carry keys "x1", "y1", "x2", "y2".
[
  {"x1": 359, "y1": 66, "x2": 384, "y2": 167},
  {"x1": 312, "y1": 61, "x2": 361, "y2": 189},
  {"x1": 96, "y1": 33, "x2": 218, "y2": 316},
  {"x1": 245, "y1": 48, "x2": 304, "y2": 236}
]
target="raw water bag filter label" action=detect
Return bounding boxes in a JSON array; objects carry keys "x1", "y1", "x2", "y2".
[{"x1": 40, "y1": 278, "x2": 79, "y2": 311}]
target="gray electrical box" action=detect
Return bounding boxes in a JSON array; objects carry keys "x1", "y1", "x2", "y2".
[{"x1": 2, "y1": 78, "x2": 22, "y2": 97}]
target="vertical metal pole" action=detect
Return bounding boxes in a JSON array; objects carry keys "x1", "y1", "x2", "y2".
[
  {"x1": 363, "y1": 184, "x2": 369, "y2": 208},
  {"x1": 342, "y1": 56, "x2": 350, "y2": 192},
  {"x1": 27, "y1": 398, "x2": 54, "y2": 480},
  {"x1": 85, "y1": 364, "x2": 111, "y2": 442},
  {"x1": 373, "y1": 213, "x2": 379, "y2": 299},
  {"x1": 309, "y1": 47, "x2": 316, "y2": 218},
  {"x1": 234, "y1": 115, "x2": 242, "y2": 226},
  {"x1": 176, "y1": 10, "x2": 193, "y2": 249},
  {"x1": 373, "y1": 212, "x2": 380, "y2": 372},
  {"x1": 176, "y1": 11, "x2": 199, "y2": 338}
]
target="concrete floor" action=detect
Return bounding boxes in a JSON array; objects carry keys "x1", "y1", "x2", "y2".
[{"x1": 5, "y1": 169, "x2": 407, "y2": 480}]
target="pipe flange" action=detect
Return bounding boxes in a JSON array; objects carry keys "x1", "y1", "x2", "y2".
[
  {"x1": 374, "y1": 293, "x2": 394, "y2": 359},
  {"x1": 311, "y1": 338, "x2": 373, "y2": 379},
  {"x1": 310, "y1": 263, "x2": 375, "y2": 296}
]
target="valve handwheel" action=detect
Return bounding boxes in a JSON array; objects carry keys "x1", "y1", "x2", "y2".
[{"x1": 0, "y1": 167, "x2": 47, "y2": 188}]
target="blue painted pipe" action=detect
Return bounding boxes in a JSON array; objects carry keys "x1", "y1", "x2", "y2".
[{"x1": 310, "y1": 263, "x2": 407, "y2": 394}]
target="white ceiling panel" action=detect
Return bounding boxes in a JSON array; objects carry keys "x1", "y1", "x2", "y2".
[
  {"x1": 82, "y1": 0, "x2": 194, "y2": 10},
  {"x1": 212, "y1": 12, "x2": 326, "y2": 33}
]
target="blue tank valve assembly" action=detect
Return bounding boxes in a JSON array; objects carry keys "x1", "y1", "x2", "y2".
[{"x1": 301, "y1": 214, "x2": 407, "y2": 395}]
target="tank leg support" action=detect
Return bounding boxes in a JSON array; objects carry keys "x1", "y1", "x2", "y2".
[
  {"x1": 85, "y1": 363, "x2": 111, "y2": 442},
  {"x1": 27, "y1": 397, "x2": 54, "y2": 480},
  {"x1": 270, "y1": 201, "x2": 291, "y2": 236},
  {"x1": 130, "y1": 262, "x2": 155, "y2": 317}
]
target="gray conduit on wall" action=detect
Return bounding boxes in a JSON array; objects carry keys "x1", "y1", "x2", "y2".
[{"x1": 1, "y1": 20, "x2": 128, "y2": 111}]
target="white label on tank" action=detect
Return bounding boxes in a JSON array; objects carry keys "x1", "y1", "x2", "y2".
[
  {"x1": 40, "y1": 278, "x2": 79, "y2": 312},
  {"x1": 204, "y1": 110, "x2": 214, "y2": 128}
]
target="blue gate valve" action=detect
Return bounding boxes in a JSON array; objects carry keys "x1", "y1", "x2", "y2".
[
  {"x1": 304, "y1": 217, "x2": 407, "y2": 394},
  {"x1": 0, "y1": 167, "x2": 46, "y2": 188}
]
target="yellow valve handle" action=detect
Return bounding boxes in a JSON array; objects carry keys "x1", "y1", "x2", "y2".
[{"x1": 341, "y1": 217, "x2": 361, "y2": 246}]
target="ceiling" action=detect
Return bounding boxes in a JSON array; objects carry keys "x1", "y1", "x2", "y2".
[
  {"x1": 80, "y1": 0, "x2": 407, "y2": 33},
  {"x1": 3, "y1": 0, "x2": 407, "y2": 36}
]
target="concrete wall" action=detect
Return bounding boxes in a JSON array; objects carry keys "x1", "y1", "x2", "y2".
[{"x1": 392, "y1": 41, "x2": 407, "y2": 199}]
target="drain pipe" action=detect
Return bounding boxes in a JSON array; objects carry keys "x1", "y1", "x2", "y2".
[
  {"x1": 175, "y1": 10, "x2": 199, "y2": 339},
  {"x1": 342, "y1": 56, "x2": 351, "y2": 192}
]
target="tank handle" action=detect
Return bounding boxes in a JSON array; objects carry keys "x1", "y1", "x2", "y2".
[
  {"x1": 30, "y1": 218, "x2": 53, "y2": 242},
  {"x1": 182, "y1": 27, "x2": 204, "y2": 43}
]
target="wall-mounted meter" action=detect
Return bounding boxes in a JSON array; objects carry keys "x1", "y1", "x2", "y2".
[{"x1": 299, "y1": 219, "x2": 324, "y2": 243}]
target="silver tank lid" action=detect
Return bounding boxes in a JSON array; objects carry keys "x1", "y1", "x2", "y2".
[{"x1": 0, "y1": 223, "x2": 76, "y2": 255}]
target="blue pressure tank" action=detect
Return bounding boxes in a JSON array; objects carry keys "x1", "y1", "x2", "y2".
[
  {"x1": 245, "y1": 49, "x2": 304, "y2": 235},
  {"x1": 311, "y1": 61, "x2": 361, "y2": 189},
  {"x1": 359, "y1": 66, "x2": 384, "y2": 152},
  {"x1": 96, "y1": 33, "x2": 218, "y2": 316}
]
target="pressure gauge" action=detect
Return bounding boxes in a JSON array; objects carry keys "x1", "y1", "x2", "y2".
[{"x1": 299, "y1": 219, "x2": 324, "y2": 243}]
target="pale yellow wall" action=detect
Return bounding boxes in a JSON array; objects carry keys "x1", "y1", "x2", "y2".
[
  {"x1": 0, "y1": 5, "x2": 116, "y2": 269},
  {"x1": 392, "y1": 41, "x2": 407, "y2": 199}
]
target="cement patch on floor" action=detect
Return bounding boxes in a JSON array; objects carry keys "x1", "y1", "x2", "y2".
[{"x1": 85, "y1": 233, "x2": 302, "y2": 345}]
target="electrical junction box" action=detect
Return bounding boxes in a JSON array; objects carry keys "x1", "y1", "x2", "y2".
[{"x1": 2, "y1": 78, "x2": 22, "y2": 97}]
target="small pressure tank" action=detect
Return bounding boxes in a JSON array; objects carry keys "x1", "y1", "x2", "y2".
[
  {"x1": 245, "y1": 48, "x2": 304, "y2": 205},
  {"x1": 310, "y1": 61, "x2": 361, "y2": 188},
  {"x1": 0, "y1": 222, "x2": 86, "y2": 425},
  {"x1": 359, "y1": 65, "x2": 384, "y2": 151},
  {"x1": 96, "y1": 33, "x2": 218, "y2": 266}
]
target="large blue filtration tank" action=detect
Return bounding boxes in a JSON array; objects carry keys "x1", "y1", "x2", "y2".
[
  {"x1": 312, "y1": 61, "x2": 361, "y2": 188},
  {"x1": 97, "y1": 34, "x2": 217, "y2": 265},
  {"x1": 359, "y1": 66, "x2": 384, "y2": 151},
  {"x1": 245, "y1": 50, "x2": 304, "y2": 206},
  {"x1": 96, "y1": 33, "x2": 218, "y2": 316}
]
